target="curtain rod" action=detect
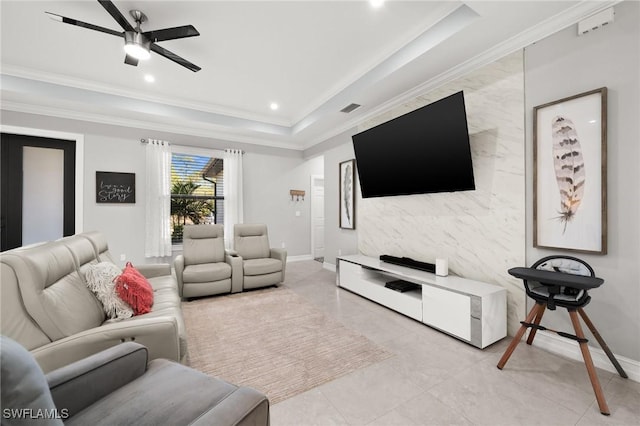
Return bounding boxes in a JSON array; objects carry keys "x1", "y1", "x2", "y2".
[
  {"x1": 141, "y1": 139, "x2": 245, "y2": 154},
  {"x1": 225, "y1": 148, "x2": 246, "y2": 154},
  {"x1": 140, "y1": 139, "x2": 171, "y2": 146}
]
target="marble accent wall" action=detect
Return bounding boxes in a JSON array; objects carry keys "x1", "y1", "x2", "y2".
[{"x1": 357, "y1": 51, "x2": 526, "y2": 335}]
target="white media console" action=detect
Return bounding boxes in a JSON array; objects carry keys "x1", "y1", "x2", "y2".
[{"x1": 337, "y1": 254, "x2": 507, "y2": 348}]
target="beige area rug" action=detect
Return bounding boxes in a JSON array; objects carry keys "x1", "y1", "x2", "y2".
[{"x1": 182, "y1": 287, "x2": 393, "y2": 404}]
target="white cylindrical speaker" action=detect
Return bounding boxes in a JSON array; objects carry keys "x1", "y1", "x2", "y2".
[{"x1": 435, "y1": 258, "x2": 449, "y2": 277}]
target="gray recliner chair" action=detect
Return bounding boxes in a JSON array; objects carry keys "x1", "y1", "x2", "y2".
[
  {"x1": 233, "y1": 224, "x2": 287, "y2": 290},
  {"x1": 174, "y1": 225, "x2": 242, "y2": 298},
  {"x1": 0, "y1": 336, "x2": 269, "y2": 426}
]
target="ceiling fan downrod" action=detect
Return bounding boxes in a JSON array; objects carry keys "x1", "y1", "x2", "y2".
[
  {"x1": 129, "y1": 10, "x2": 147, "y2": 29},
  {"x1": 45, "y1": 0, "x2": 201, "y2": 72},
  {"x1": 123, "y1": 10, "x2": 151, "y2": 61}
]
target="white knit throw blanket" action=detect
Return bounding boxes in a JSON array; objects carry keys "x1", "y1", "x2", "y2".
[{"x1": 85, "y1": 262, "x2": 133, "y2": 320}]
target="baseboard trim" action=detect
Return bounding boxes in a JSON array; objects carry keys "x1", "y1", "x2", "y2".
[
  {"x1": 323, "y1": 262, "x2": 336, "y2": 272},
  {"x1": 287, "y1": 254, "x2": 314, "y2": 263},
  {"x1": 531, "y1": 330, "x2": 640, "y2": 383}
]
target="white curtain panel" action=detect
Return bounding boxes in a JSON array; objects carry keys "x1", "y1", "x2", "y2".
[
  {"x1": 223, "y1": 149, "x2": 244, "y2": 250},
  {"x1": 145, "y1": 139, "x2": 172, "y2": 257}
]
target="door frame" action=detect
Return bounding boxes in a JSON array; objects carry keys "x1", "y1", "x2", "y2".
[
  {"x1": 1, "y1": 125, "x2": 84, "y2": 234},
  {"x1": 310, "y1": 174, "x2": 324, "y2": 259}
]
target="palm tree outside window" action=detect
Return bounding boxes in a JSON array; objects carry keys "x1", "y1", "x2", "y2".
[{"x1": 170, "y1": 153, "x2": 224, "y2": 244}]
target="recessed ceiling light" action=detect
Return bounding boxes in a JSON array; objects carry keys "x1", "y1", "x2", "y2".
[
  {"x1": 144, "y1": 74, "x2": 155, "y2": 83},
  {"x1": 370, "y1": 0, "x2": 385, "y2": 8},
  {"x1": 270, "y1": 102, "x2": 279, "y2": 111}
]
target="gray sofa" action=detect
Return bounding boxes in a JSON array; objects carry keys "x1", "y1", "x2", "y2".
[
  {"x1": 1, "y1": 336, "x2": 269, "y2": 425},
  {"x1": 0, "y1": 231, "x2": 186, "y2": 373}
]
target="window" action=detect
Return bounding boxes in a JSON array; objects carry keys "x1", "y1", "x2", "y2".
[{"x1": 170, "y1": 152, "x2": 224, "y2": 244}]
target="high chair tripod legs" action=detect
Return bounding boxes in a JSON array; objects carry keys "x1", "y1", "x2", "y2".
[{"x1": 497, "y1": 302, "x2": 627, "y2": 416}]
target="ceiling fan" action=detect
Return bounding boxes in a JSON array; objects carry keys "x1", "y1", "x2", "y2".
[{"x1": 46, "y1": 0, "x2": 201, "y2": 72}]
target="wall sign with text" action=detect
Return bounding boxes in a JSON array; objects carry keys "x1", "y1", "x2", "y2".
[{"x1": 96, "y1": 171, "x2": 136, "y2": 204}]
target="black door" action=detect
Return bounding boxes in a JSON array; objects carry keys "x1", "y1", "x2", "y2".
[{"x1": 1, "y1": 133, "x2": 76, "y2": 251}]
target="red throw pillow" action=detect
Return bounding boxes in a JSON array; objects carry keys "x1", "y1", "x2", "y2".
[{"x1": 115, "y1": 262, "x2": 154, "y2": 315}]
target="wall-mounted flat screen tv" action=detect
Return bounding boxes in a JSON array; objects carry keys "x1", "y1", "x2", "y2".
[{"x1": 352, "y1": 91, "x2": 475, "y2": 198}]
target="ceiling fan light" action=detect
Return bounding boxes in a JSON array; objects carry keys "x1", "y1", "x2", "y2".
[
  {"x1": 124, "y1": 43, "x2": 150, "y2": 60},
  {"x1": 124, "y1": 31, "x2": 151, "y2": 60}
]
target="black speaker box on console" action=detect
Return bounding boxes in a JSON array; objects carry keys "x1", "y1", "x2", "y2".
[{"x1": 380, "y1": 255, "x2": 436, "y2": 273}]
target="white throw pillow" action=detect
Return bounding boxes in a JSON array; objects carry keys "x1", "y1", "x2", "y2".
[{"x1": 85, "y1": 262, "x2": 134, "y2": 320}]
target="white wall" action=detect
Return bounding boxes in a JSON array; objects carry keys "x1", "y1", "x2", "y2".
[
  {"x1": 244, "y1": 152, "x2": 323, "y2": 256},
  {"x1": 82, "y1": 134, "x2": 147, "y2": 265},
  {"x1": 22, "y1": 146, "x2": 64, "y2": 244},
  {"x1": 0, "y1": 111, "x2": 322, "y2": 264},
  {"x1": 316, "y1": 53, "x2": 527, "y2": 335},
  {"x1": 319, "y1": 135, "x2": 360, "y2": 267},
  {"x1": 524, "y1": 1, "x2": 640, "y2": 361}
]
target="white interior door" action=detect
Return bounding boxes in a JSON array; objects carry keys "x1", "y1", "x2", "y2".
[
  {"x1": 311, "y1": 175, "x2": 325, "y2": 259},
  {"x1": 22, "y1": 146, "x2": 65, "y2": 245},
  {"x1": 2, "y1": 130, "x2": 80, "y2": 251}
]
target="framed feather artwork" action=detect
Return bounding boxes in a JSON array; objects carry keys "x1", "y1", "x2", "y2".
[
  {"x1": 534, "y1": 87, "x2": 607, "y2": 254},
  {"x1": 339, "y1": 159, "x2": 356, "y2": 230}
]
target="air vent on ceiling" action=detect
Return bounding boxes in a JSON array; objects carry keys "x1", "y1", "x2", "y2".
[{"x1": 340, "y1": 103, "x2": 361, "y2": 113}]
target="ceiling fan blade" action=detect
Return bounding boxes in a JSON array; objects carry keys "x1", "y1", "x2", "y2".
[
  {"x1": 124, "y1": 54, "x2": 139, "y2": 66},
  {"x1": 143, "y1": 25, "x2": 200, "y2": 43},
  {"x1": 150, "y1": 44, "x2": 201, "y2": 72},
  {"x1": 98, "y1": 0, "x2": 134, "y2": 32},
  {"x1": 45, "y1": 12, "x2": 122, "y2": 37}
]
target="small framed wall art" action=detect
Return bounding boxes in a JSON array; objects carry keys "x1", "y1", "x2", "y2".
[
  {"x1": 339, "y1": 159, "x2": 355, "y2": 229},
  {"x1": 96, "y1": 171, "x2": 136, "y2": 204},
  {"x1": 533, "y1": 87, "x2": 607, "y2": 254}
]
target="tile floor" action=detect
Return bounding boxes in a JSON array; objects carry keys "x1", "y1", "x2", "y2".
[{"x1": 271, "y1": 261, "x2": 640, "y2": 426}]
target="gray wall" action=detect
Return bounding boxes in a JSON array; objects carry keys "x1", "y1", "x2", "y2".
[
  {"x1": 2, "y1": 1, "x2": 637, "y2": 362},
  {"x1": 318, "y1": 53, "x2": 527, "y2": 335},
  {"x1": 320, "y1": 136, "x2": 359, "y2": 266},
  {"x1": 244, "y1": 152, "x2": 323, "y2": 256},
  {"x1": 1, "y1": 111, "x2": 323, "y2": 265},
  {"x1": 524, "y1": 1, "x2": 640, "y2": 360},
  {"x1": 83, "y1": 134, "x2": 147, "y2": 265},
  {"x1": 315, "y1": 4, "x2": 639, "y2": 361},
  {"x1": 356, "y1": 52, "x2": 526, "y2": 335}
]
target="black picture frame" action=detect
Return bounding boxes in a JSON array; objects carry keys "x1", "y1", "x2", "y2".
[{"x1": 96, "y1": 171, "x2": 136, "y2": 204}]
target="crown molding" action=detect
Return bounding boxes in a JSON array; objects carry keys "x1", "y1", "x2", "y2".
[
  {"x1": 1, "y1": 100, "x2": 303, "y2": 151},
  {"x1": 292, "y1": 3, "x2": 479, "y2": 137},
  {"x1": 1, "y1": 72, "x2": 292, "y2": 137},
  {"x1": 289, "y1": 1, "x2": 465, "y2": 126},
  {"x1": 2, "y1": 1, "x2": 621, "y2": 154},
  {"x1": 302, "y1": 0, "x2": 622, "y2": 150},
  {"x1": 0, "y1": 65, "x2": 292, "y2": 128}
]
